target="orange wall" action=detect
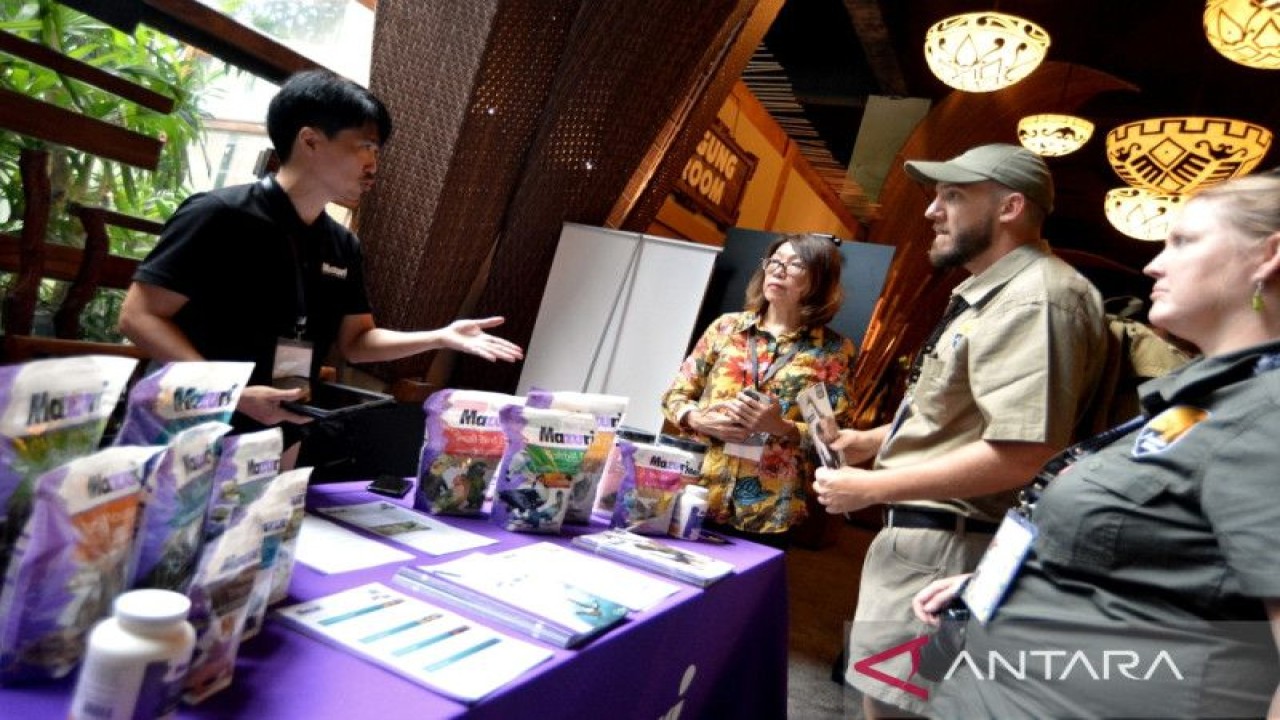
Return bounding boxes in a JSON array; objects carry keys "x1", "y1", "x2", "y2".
[{"x1": 648, "y1": 81, "x2": 862, "y2": 246}]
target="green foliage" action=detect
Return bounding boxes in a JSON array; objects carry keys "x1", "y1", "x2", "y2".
[{"x1": 0, "y1": 0, "x2": 217, "y2": 340}]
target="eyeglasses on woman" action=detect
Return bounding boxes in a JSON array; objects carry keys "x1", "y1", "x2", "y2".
[{"x1": 761, "y1": 257, "x2": 808, "y2": 275}]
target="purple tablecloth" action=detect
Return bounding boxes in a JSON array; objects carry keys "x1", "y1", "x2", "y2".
[{"x1": 1, "y1": 481, "x2": 788, "y2": 719}]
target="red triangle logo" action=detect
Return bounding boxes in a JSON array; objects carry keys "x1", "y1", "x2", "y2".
[{"x1": 851, "y1": 635, "x2": 931, "y2": 700}]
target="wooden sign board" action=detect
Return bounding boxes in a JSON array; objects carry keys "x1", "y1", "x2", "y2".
[{"x1": 674, "y1": 119, "x2": 758, "y2": 227}]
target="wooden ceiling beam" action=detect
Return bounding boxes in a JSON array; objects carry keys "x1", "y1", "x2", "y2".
[
  {"x1": 842, "y1": 0, "x2": 907, "y2": 96},
  {"x1": 140, "y1": 0, "x2": 319, "y2": 83}
]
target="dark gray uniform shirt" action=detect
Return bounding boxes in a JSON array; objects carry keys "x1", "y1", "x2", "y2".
[{"x1": 936, "y1": 339, "x2": 1280, "y2": 719}]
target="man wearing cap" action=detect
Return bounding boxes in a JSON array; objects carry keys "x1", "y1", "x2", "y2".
[{"x1": 814, "y1": 143, "x2": 1106, "y2": 717}]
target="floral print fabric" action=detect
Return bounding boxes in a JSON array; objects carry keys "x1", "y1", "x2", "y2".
[{"x1": 662, "y1": 312, "x2": 856, "y2": 535}]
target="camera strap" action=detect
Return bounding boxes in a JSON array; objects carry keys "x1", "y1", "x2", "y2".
[
  {"x1": 957, "y1": 416, "x2": 1147, "y2": 626},
  {"x1": 1015, "y1": 414, "x2": 1146, "y2": 518}
]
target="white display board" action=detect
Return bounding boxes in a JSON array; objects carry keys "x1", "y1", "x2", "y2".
[{"x1": 517, "y1": 223, "x2": 721, "y2": 434}]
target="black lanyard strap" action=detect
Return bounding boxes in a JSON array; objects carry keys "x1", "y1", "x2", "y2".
[
  {"x1": 282, "y1": 232, "x2": 308, "y2": 339},
  {"x1": 260, "y1": 176, "x2": 308, "y2": 339},
  {"x1": 1016, "y1": 415, "x2": 1146, "y2": 518},
  {"x1": 748, "y1": 326, "x2": 802, "y2": 390},
  {"x1": 906, "y1": 294, "x2": 969, "y2": 388}
]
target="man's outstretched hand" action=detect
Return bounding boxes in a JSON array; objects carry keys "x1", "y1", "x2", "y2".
[{"x1": 444, "y1": 316, "x2": 524, "y2": 362}]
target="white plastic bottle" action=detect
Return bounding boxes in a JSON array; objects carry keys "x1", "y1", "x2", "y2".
[
  {"x1": 669, "y1": 484, "x2": 710, "y2": 540},
  {"x1": 69, "y1": 589, "x2": 197, "y2": 720}
]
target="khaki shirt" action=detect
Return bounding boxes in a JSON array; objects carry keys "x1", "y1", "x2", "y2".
[{"x1": 877, "y1": 242, "x2": 1106, "y2": 520}]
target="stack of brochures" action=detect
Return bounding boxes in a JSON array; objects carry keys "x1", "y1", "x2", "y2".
[
  {"x1": 393, "y1": 548, "x2": 630, "y2": 648},
  {"x1": 571, "y1": 529, "x2": 735, "y2": 588},
  {"x1": 796, "y1": 383, "x2": 842, "y2": 469}
]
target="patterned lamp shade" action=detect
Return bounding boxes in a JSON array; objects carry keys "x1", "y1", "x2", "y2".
[
  {"x1": 1017, "y1": 114, "x2": 1095, "y2": 156},
  {"x1": 1105, "y1": 117, "x2": 1273, "y2": 193},
  {"x1": 924, "y1": 12, "x2": 1051, "y2": 92},
  {"x1": 1104, "y1": 187, "x2": 1187, "y2": 241},
  {"x1": 1204, "y1": 0, "x2": 1280, "y2": 70}
]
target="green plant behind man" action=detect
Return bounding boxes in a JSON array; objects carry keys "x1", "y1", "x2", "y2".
[{"x1": 0, "y1": 0, "x2": 216, "y2": 341}]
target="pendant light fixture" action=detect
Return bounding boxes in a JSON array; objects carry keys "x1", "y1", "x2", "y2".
[
  {"x1": 1105, "y1": 116, "x2": 1272, "y2": 194},
  {"x1": 1017, "y1": 114, "x2": 1094, "y2": 156},
  {"x1": 1016, "y1": 63, "x2": 1094, "y2": 156},
  {"x1": 1104, "y1": 188, "x2": 1187, "y2": 241},
  {"x1": 1204, "y1": 0, "x2": 1280, "y2": 70},
  {"x1": 924, "y1": 12, "x2": 1050, "y2": 92}
]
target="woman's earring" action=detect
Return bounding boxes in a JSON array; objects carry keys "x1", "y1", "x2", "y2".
[{"x1": 1252, "y1": 280, "x2": 1266, "y2": 312}]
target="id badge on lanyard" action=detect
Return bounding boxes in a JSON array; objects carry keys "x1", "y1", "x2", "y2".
[
  {"x1": 960, "y1": 510, "x2": 1038, "y2": 625},
  {"x1": 274, "y1": 230, "x2": 312, "y2": 383},
  {"x1": 724, "y1": 436, "x2": 766, "y2": 462},
  {"x1": 725, "y1": 328, "x2": 798, "y2": 462},
  {"x1": 273, "y1": 335, "x2": 313, "y2": 382}
]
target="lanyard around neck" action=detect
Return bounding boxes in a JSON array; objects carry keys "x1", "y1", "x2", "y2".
[
  {"x1": 284, "y1": 234, "x2": 307, "y2": 339},
  {"x1": 261, "y1": 176, "x2": 308, "y2": 339},
  {"x1": 1016, "y1": 414, "x2": 1146, "y2": 518},
  {"x1": 748, "y1": 326, "x2": 802, "y2": 390}
]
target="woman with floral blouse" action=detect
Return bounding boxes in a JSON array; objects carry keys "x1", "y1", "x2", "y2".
[{"x1": 662, "y1": 233, "x2": 856, "y2": 547}]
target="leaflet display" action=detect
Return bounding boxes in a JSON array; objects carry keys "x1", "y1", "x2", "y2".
[
  {"x1": 571, "y1": 529, "x2": 735, "y2": 587},
  {"x1": 393, "y1": 547, "x2": 631, "y2": 648},
  {"x1": 276, "y1": 583, "x2": 552, "y2": 704}
]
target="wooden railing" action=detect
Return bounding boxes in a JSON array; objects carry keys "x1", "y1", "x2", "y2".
[
  {"x1": 0, "y1": 26, "x2": 169, "y2": 361},
  {"x1": 0, "y1": 1, "x2": 336, "y2": 365}
]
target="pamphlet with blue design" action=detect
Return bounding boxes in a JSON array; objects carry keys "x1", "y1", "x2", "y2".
[
  {"x1": 393, "y1": 545, "x2": 630, "y2": 648},
  {"x1": 276, "y1": 583, "x2": 551, "y2": 703}
]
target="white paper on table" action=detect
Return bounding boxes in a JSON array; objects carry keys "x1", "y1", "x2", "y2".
[
  {"x1": 276, "y1": 583, "x2": 552, "y2": 702},
  {"x1": 296, "y1": 515, "x2": 416, "y2": 573},
  {"x1": 497, "y1": 542, "x2": 680, "y2": 611},
  {"x1": 316, "y1": 501, "x2": 497, "y2": 556}
]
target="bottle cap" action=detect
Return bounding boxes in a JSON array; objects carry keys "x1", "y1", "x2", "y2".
[
  {"x1": 114, "y1": 589, "x2": 192, "y2": 626},
  {"x1": 656, "y1": 434, "x2": 708, "y2": 455},
  {"x1": 616, "y1": 426, "x2": 656, "y2": 443}
]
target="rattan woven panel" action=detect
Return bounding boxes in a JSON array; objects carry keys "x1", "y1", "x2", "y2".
[
  {"x1": 359, "y1": 0, "x2": 582, "y2": 381},
  {"x1": 359, "y1": 0, "x2": 501, "y2": 335},
  {"x1": 450, "y1": 0, "x2": 759, "y2": 393}
]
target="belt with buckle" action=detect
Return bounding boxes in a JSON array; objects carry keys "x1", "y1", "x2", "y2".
[{"x1": 884, "y1": 506, "x2": 999, "y2": 534}]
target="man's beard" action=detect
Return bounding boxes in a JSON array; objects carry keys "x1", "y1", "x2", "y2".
[{"x1": 929, "y1": 216, "x2": 994, "y2": 269}]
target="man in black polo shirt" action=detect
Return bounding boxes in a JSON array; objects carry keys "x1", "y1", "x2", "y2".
[{"x1": 119, "y1": 70, "x2": 522, "y2": 458}]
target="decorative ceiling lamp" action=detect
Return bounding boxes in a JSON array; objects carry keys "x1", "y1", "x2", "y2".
[
  {"x1": 1204, "y1": 0, "x2": 1280, "y2": 70},
  {"x1": 1104, "y1": 188, "x2": 1187, "y2": 241},
  {"x1": 1016, "y1": 63, "x2": 1093, "y2": 157},
  {"x1": 1105, "y1": 116, "x2": 1272, "y2": 194},
  {"x1": 924, "y1": 12, "x2": 1050, "y2": 92},
  {"x1": 1018, "y1": 114, "x2": 1094, "y2": 156}
]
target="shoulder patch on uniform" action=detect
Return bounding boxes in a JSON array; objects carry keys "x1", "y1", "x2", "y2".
[{"x1": 1132, "y1": 406, "x2": 1209, "y2": 457}]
